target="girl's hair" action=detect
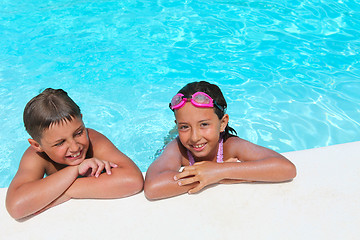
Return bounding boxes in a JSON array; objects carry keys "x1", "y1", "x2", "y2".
[
  {"x1": 23, "y1": 88, "x2": 81, "y2": 143},
  {"x1": 177, "y1": 81, "x2": 237, "y2": 141}
]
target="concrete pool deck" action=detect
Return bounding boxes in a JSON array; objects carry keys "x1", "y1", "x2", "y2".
[{"x1": 1, "y1": 141, "x2": 359, "y2": 239}]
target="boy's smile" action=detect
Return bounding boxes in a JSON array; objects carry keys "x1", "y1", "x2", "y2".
[{"x1": 31, "y1": 116, "x2": 89, "y2": 166}]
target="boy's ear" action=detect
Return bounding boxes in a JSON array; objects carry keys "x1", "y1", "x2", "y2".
[
  {"x1": 220, "y1": 114, "x2": 229, "y2": 132},
  {"x1": 28, "y1": 139, "x2": 43, "y2": 152}
]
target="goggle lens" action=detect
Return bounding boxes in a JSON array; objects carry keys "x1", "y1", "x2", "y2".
[
  {"x1": 171, "y1": 94, "x2": 184, "y2": 107},
  {"x1": 193, "y1": 93, "x2": 210, "y2": 104}
]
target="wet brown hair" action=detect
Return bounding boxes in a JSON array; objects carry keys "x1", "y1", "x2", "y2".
[
  {"x1": 23, "y1": 88, "x2": 81, "y2": 143},
  {"x1": 176, "y1": 81, "x2": 237, "y2": 141}
]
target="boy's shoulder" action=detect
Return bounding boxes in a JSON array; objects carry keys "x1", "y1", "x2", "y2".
[
  {"x1": 87, "y1": 128, "x2": 106, "y2": 141},
  {"x1": 15, "y1": 146, "x2": 53, "y2": 180}
]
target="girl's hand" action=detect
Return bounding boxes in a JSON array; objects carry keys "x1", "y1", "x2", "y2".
[
  {"x1": 174, "y1": 161, "x2": 223, "y2": 194},
  {"x1": 224, "y1": 157, "x2": 239, "y2": 163},
  {"x1": 77, "y1": 158, "x2": 118, "y2": 178}
]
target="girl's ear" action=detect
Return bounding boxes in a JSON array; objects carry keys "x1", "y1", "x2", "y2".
[
  {"x1": 28, "y1": 139, "x2": 44, "y2": 152},
  {"x1": 220, "y1": 114, "x2": 229, "y2": 132}
]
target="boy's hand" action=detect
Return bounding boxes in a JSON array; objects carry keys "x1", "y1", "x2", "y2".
[{"x1": 77, "y1": 158, "x2": 118, "y2": 178}]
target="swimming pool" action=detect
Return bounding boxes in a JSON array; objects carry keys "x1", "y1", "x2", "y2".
[{"x1": 1, "y1": 0, "x2": 359, "y2": 188}]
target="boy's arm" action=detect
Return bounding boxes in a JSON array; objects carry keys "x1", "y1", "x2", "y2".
[
  {"x1": 6, "y1": 148, "x2": 79, "y2": 220},
  {"x1": 144, "y1": 139, "x2": 197, "y2": 200},
  {"x1": 63, "y1": 129, "x2": 143, "y2": 199}
]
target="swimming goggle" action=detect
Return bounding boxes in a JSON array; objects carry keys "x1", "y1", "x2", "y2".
[{"x1": 169, "y1": 92, "x2": 224, "y2": 111}]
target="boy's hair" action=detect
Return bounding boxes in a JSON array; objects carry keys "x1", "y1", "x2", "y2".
[
  {"x1": 23, "y1": 88, "x2": 81, "y2": 143},
  {"x1": 177, "y1": 81, "x2": 237, "y2": 141}
]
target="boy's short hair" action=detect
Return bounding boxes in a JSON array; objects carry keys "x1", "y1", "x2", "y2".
[{"x1": 23, "y1": 88, "x2": 81, "y2": 143}]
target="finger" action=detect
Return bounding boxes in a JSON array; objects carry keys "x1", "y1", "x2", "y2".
[
  {"x1": 188, "y1": 183, "x2": 204, "y2": 194},
  {"x1": 174, "y1": 169, "x2": 196, "y2": 180},
  {"x1": 177, "y1": 176, "x2": 199, "y2": 186},
  {"x1": 95, "y1": 161, "x2": 105, "y2": 178},
  {"x1": 83, "y1": 161, "x2": 97, "y2": 177},
  {"x1": 110, "y1": 162, "x2": 118, "y2": 168},
  {"x1": 103, "y1": 161, "x2": 112, "y2": 175},
  {"x1": 91, "y1": 163, "x2": 98, "y2": 177},
  {"x1": 193, "y1": 162, "x2": 205, "y2": 166}
]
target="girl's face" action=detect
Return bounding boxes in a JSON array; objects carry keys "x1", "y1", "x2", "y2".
[
  {"x1": 175, "y1": 102, "x2": 228, "y2": 161},
  {"x1": 30, "y1": 116, "x2": 89, "y2": 166}
]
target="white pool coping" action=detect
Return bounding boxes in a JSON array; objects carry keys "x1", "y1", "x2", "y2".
[{"x1": 1, "y1": 141, "x2": 360, "y2": 240}]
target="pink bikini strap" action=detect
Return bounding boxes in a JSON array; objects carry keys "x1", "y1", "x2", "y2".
[{"x1": 187, "y1": 138, "x2": 223, "y2": 166}]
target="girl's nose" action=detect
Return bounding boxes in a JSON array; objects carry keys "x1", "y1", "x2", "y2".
[{"x1": 190, "y1": 128, "x2": 201, "y2": 143}]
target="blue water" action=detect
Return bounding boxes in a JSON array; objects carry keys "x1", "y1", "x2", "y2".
[{"x1": 1, "y1": 0, "x2": 360, "y2": 188}]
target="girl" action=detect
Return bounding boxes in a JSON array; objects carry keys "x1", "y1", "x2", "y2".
[{"x1": 144, "y1": 81, "x2": 296, "y2": 200}]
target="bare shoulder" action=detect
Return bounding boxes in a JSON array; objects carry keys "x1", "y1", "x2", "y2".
[
  {"x1": 8, "y1": 147, "x2": 49, "y2": 189},
  {"x1": 87, "y1": 128, "x2": 107, "y2": 142},
  {"x1": 87, "y1": 128, "x2": 116, "y2": 153},
  {"x1": 146, "y1": 138, "x2": 183, "y2": 176},
  {"x1": 86, "y1": 128, "x2": 138, "y2": 168},
  {"x1": 224, "y1": 136, "x2": 284, "y2": 161}
]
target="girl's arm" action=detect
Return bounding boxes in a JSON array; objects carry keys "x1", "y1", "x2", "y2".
[
  {"x1": 63, "y1": 129, "x2": 143, "y2": 199},
  {"x1": 175, "y1": 137, "x2": 296, "y2": 194},
  {"x1": 144, "y1": 139, "x2": 197, "y2": 200}
]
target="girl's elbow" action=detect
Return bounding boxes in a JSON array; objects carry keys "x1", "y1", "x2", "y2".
[
  {"x1": 143, "y1": 180, "x2": 160, "y2": 200},
  {"x1": 6, "y1": 198, "x2": 27, "y2": 220}
]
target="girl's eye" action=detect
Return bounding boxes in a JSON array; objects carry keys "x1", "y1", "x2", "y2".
[
  {"x1": 178, "y1": 125, "x2": 189, "y2": 131},
  {"x1": 200, "y1": 122, "x2": 209, "y2": 127}
]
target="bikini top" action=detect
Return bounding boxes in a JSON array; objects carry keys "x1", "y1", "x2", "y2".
[{"x1": 187, "y1": 137, "x2": 224, "y2": 166}]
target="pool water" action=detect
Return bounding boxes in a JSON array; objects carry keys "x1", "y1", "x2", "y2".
[{"x1": 1, "y1": 0, "x2": 360, "y2": 188}]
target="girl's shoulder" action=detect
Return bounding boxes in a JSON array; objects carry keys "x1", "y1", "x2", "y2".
[{"x1": 223, "y1": 136, "x2": 254, "y2": 158}]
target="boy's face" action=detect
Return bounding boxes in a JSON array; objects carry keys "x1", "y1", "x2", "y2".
[{"x1": 31, "y1": 116, "x2": 89, "y2": 166}]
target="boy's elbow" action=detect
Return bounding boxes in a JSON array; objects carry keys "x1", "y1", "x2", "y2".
[
  {"x1": 282, "y1": 160, "x2": 297, "y2": 181},
  {"x1": 289, "y1": 163, "x2": 297, "y2": 179},
  {"x1": 118, "y1": 172, "x2": 144, "y2": 197},
  {"x1": 129, "y1": 173, "x2": 144, "y2": 194}
]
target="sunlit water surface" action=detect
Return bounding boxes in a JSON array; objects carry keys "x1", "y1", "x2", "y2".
[{"x1": 1, "y1": 0, "x2": 359, "y2": 187}]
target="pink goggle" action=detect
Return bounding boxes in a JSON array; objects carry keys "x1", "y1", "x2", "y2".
[{"x1": 169, "y1": 92, "x2": 223, "y2": 111}]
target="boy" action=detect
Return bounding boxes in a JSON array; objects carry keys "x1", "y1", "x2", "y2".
[{"x1": 6, "y1": 88, "x2": 143, "y2": 220}]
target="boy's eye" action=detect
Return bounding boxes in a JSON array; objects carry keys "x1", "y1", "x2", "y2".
[
  {"x1": 54, "y1": 141, "x2": 64, "y2": 147},
  {"x1": 75, "y1": 129, "x2": 84, "y2": 136}
]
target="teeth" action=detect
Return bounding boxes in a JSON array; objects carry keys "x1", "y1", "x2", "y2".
[
  {"x1": 71, "y1": 152, "x2": 81, "y2": 158},
  {"x1": 194, "y1": 143, "x2": 205, "y2": 148}
]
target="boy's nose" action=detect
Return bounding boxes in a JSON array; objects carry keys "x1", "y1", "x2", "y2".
[{"x1": 69, "y1": 139, "x2": 80, "y2": 152}]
